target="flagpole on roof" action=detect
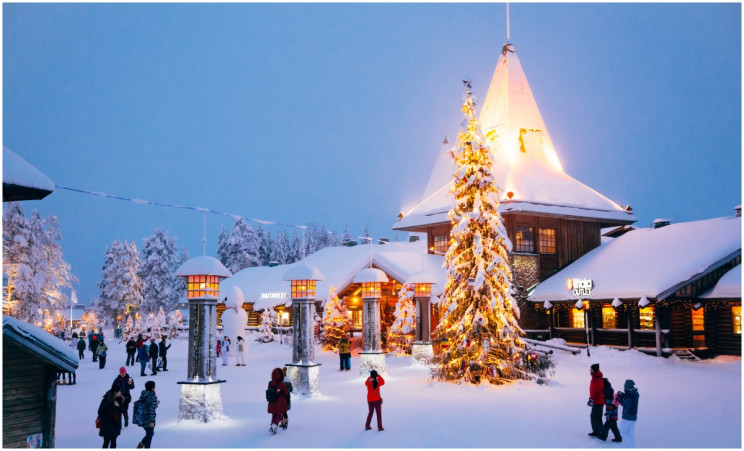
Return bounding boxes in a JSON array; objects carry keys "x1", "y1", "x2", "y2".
[
  {"x1": 202, "y1": 213, "x2": 207, "y2": 256},
  {"x1": 506, "y1": 2, "x2": 510, "y2": 43}
]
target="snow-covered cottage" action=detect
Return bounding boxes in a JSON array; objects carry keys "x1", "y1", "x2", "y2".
[
  {"x1": 218, "y1": 241, "x2": 446, "y2": 339},
  {"x1": 392, "y1": 43, "x2": 636, "y2": 329},
  {"x1": 3, "y1": 316, "x2": 79, "y2": 448},
  {"x1": 529, "y1": 212, "x2": 742, "y2": 357}
]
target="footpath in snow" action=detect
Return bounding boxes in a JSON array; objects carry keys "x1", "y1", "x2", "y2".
[{"x1": 55, "y1": 332, "x2": 742, "y2": 448}]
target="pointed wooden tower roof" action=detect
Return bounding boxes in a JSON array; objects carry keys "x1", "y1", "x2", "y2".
[{"x1": 395, "y1": 43, "x2": 636, "y2": 231}]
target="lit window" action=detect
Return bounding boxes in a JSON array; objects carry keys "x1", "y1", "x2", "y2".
[
  {"x1": 691, "y1": 307, "x2": 705, "y2": 332},
  {"x1": 361, "y1": 282, "x2": 381, "y2": 297},
  {"x1": 733, "y1": 306, "x2": 741, "y2": 335},
  {"x1": 602, "y1": 306, "x2": 616, "y2": 329},
  {"x1": 639, "y1": 306, "x2": 654, "y2": 330},
  {"x1": 351, "y1": 310, "x2": 362, "y2": 327},
  {"x1": 539, "y1": 228, "x2": 556, "y2": 254},
  {"x1": 187, "y1": 275, "x2": 220, "y2": 298},
  {"x1": 434, "y1": 235, "x2": 448, "y2": 254},
  {"x1": 515, "y1": 226, "x2": 535, "y2": 253},
  {"x1": 571, "y1": 308, "x2": 585, "y2": 328},
  {"x1": 291, "y1": 280, "x2": 315, "y2": 298}
]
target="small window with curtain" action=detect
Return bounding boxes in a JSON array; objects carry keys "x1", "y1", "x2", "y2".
[
  {"x1": 539, "y1": 228, "x2": 556, "y2": 254},
  {"x1": 691, "y1": 307, "x2": 705, "y2": 331},
  {"x1": 434, "y1": 235, "x2": 448, "y2": 254},
  {"x1": 732, "y1": 306, "x2": 741, "y2": 335},
  {"x1": 639, "y1": 305, "x2": 654, "y2": 330},
  {"x1": 602, "y1": 306, "x2": 616, "y2": 329},
  {"x1": 571, "y1": 308, "x2": 585, "y2": 328},
  {"x1": 515, "y1": 226, "x2": 535, "y2": 253}
]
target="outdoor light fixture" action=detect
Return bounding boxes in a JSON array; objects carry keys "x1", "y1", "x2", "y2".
[{"x1": 284, "y1": 263, "x2": 324, "y2": 299}]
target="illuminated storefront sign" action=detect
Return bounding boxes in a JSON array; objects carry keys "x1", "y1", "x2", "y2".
[
  {"x1": 260, "y1": 292, "x2": 289, "y2": 299},
  {"x1": 566, "y1": 278, "x2": 593, "y2": 296}
]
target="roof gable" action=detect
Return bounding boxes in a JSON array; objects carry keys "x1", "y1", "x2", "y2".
[{"x1": 3, "y1": 316, "x2": 78, "y2": 372}]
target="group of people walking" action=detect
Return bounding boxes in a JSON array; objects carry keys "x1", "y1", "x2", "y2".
[
  {"x1": 126, "y1": 334, "x2": 170, "y2": 377},
  {"x1": 96, "y1": 367, "x2": 159, "y2": 448},
  {"x1": 588, "y1": 363, "x2": 640, "y2": 447}
]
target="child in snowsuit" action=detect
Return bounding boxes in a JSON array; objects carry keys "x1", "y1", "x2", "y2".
[
  {"x1": 618, "y1": 379, "x2": 640, "y2": 448},
  {"x1": 598, "y1": 378, "x2": 622, "y2": 442},
  {"x1": 221, "y1": 337, "x2": 231, "y2": 366},
  {"x1": 267, "y1": 367, "x2": 289, "y2": 435}
]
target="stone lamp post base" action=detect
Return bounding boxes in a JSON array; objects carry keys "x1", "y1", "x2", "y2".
[
  {"x1": 359, "y1": 351, "x2": 386, "y2": 376},
  {"x1": 177, "y1": 380, "x2": 226, "y2": 423},
  {"x1": 285, "y1": 363, "x2": 321, "y2": 397},
  {"x1": 411, "y1": 342, "x2": 434, "y2": 366}
]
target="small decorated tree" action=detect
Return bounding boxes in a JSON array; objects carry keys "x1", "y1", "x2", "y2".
[
  {"x1": 167, "y1": 310, "x2": 183, "y2": 339},
  {"x1": 157, "y1": 307, "x2": 168, "y2": 337},
  {"x1": 256, "y1": 307, "x2": 277, "y2": 343},
  {"x1": 121, "y1": 315, "x2": 135, "y2": 342},
  {"x1": 387, "y1": 283, "x2": 416, "y2": 355},
  {"x1": 146, "y1": 312, "x2": 164, "y2": 341},
  {"x1": 319, "y1": 286, "x2": 350, "y2": 351},
  {"x1": 134, "y1": 315, "x2": 145, "y2": 338}
]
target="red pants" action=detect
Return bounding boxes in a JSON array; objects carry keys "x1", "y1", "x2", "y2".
[
  {"x1": 271, "y1": 412, "x2": 283, "y2": 425},
  {"x1": 365, "y1": 400, "x2": 382, "y2": 429}
]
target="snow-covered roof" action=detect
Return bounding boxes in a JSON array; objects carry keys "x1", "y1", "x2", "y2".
[
  {"x1": 2, "y1": 146, "x2": 55, "y2": 201},
  {"x1": 220, "y1": 241, "x2": 447, "y2": 310},
  {"x1": 282, "y1": 263, "x2": 325, "y2": 281},
  {"x1": 700, "y1": 264, "x2": 741, "y2": 299},
  {"x1": 530, "y1": 215, "x2": 741, "y2": 302},
  {"x1": 394, "y1": 44, "x2": 635, "y2": 231},
  {"x1": 175, "y1": 255, "x2": 232, "y2": 277},
  {"x1": 3, "y1": 316, "x2": 78, "y2": 372},
  {"x1": 353, "y1": 267, "x2": 389, "y2": 283}
]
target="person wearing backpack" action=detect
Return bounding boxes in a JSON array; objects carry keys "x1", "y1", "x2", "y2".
[
  {"x1": 266, "y1": 367, "x2": 288, "y2": 435},
  {"x1": 134, "y1": 380, "x2": 159, "y2": 448},
  {"x1": 97, "y1": 382, "x2": 125, "y2": 448},
  {"x1": 587, "y1": 363, "x2": 605, "y2": 438},
  {"x1": 97, "y1": 341, "x2": 109, "y2": 370},
  {"x1": 617, "y1": 379, "x2": 640, "y2": 448},
  {"x1": 598, "y1": 378, "x2": 622, "y2": 442},
  {"x1": 364, "y1": 369, "x2": 385, "y2": 431},
  {"x1": 280, "y1": 367, "x2": 293, "y2": 430}
]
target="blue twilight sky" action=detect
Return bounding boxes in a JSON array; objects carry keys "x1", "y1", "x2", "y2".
[{"x1": 3, "y1": 3, "x2": 741, "y2": 305}]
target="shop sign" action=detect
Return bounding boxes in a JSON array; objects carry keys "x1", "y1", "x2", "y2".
[
  {"x1": 566, "y1": 278, "x2": 593, "y2": 296},
  {"x1": 260, "y1": 292, "x2": 288, "y2": 299}
]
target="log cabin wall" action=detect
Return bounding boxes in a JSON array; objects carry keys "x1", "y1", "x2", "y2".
[
  {"x1": 3, "y1": 341, "x2": 56, "y2": 448},
  {"x1": 216, "y1": 303, "x2": 261, "y2": 327},
  {"x1": 668, "y1": 304, "x2": 694, "y2": 349},
  {"x1": 704, "y1": 303, "x2": 742, "y2": 355}
]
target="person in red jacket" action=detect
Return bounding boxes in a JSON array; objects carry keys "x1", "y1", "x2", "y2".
[
  {"x1": 588, "y1": 363, "x2": 605, "y2": 437},
  {"x1": 267, "y1": 367, "x2": 288, "y2": 435},
  {"x1": 364, "y1": 370, "x2": 385, "y2": 431}
]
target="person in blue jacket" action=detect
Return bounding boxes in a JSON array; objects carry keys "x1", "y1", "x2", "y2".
[
  {"x1": 618, "y1": 379, "x2": 640, "y2": 448},
  {"x1": 138, "y1": 343, "x2": 149, "y2": 377}
]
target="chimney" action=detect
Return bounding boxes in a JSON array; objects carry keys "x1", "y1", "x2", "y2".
[
  {"x1": 735, "y1": 205, "x2": 741, "y2": 217},
  {"x1": 653, "y1": 218, "x2": 671, "y2": 229}
]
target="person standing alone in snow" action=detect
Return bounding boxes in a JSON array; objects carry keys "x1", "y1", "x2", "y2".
[
  {"x1": 338, "y1": 334, "x2": 351, "y2": 371},
  {"x1": 77, "y1": 336, "x2": 86, "y2": 360},
  {"x1": 618, "y1": 379, "x2": 640, "y2": 448},
  {"x1": 364, "y1": 369, "x2": 384, "y2": 431},
  {"x1": 236, "y1": 336, "x2": 246, "y2": 366},
  {"x1": 267, "y1": 367, "x2": 288, "y2": 435},
  {"x1": 221, "y1": 337, "x2": 231, "y2": 366},
  {"x1": 126, "y1": 337, "x2": 137, "y2": 366},
  {"x1": 587, "y1": 363, "x2": 605, "y2": 437},
  {"x1": 148, "y1": 339, "x2": 159, "y2": 375},
  {"x1": 158, "y1": 337, "x2": 171, "y2": 372}
]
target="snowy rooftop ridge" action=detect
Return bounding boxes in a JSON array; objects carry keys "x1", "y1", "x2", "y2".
[
  {"x1": 2, "y1": 146, "x2": 55, "y2": 201},
  {"x1": 3, "y1": 316, "x2": 78, "y2": 372},
  {"x1": 700, "y1": 264, "x2": 741, "y2": 299},
  {"x1": 529, "y1": 215, "x2": 742, "y2": 302}
]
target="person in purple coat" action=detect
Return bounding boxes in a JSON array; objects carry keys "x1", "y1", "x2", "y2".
[{"x1": 267, "y1": 367, "x2": 288, "y2": 435}]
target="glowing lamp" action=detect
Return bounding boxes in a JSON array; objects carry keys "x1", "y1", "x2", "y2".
[
  {"x1": 176, "y1": 256, "x2": 232, "y2": 299},
  {"x1": 506, "y1": 191, "x2": 514, "y2": 200},
  {"x1": 353, "y1": 268, "x2": 389, "y2": 298},
  {"x1": 282, "y1": 263, "x2": 325, "y2": 299},
  {"x1": 408, "y1": 271, "x2": 436, "y2": 297}
]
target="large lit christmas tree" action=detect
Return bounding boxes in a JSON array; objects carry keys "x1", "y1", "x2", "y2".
[
  {"x1": 431, "y1": 81, "x2": 553, "y2": 385},
  {"x1": 387, "y1": 283, "x2": 416, "y2": 355},
  {"x1": 319, "y1": 286, "x2": 350, "y2": 351}
]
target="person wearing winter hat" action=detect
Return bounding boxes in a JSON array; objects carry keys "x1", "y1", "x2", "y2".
[
  {"x1": 364, "y1": 369, "x2": 385, "y2": 431},
  {"x1": 618, "y1": 379, "x2": 640, "y2": 447},
  {"x1": 587, "y1": 363, "x2": 605, "y2": 437},
  {"x1": 112, "y1": 367, "x2": 135, "y2": 427}
]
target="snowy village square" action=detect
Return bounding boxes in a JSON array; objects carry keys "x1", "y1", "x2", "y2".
[{"x1": 2, "y1": 3, "x2": 742, "y2": 450}]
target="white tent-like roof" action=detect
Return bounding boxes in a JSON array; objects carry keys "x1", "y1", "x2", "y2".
[
  {"x1": 395, "y1": 44, "x2": 635, "y2": 230},
  {"x1": 529, "y1": 215, "x2": 741, "y2": 303},
  {"x1": 3, "y1": 146, "x2": 55, "y2": 201},
  {"x1": 700, "y1": 264, "x2": 741, "y2": 299},
  {"x1": 220, "y1": 241, "x2": 446, "y2": 311}
]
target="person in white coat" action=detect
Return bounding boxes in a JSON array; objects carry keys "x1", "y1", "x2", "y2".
[
  {"x1": 236, "y1": 336, "x2": 246, "y2": 366},
  {"x1": 221, "y1": 337, "x2": 231, "y2": 366}
]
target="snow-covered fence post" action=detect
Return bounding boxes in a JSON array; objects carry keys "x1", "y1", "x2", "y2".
[
  {"x1": 354, "y1": 268, "x2": 388, "y2": 376},
  {"x1": 282, "y1": 263, "x2": 325, "y2": 397},
  {"x1": 174, "y1": 256, "x2": 231, "y2": 423},
  {"x1": 410, "y1": 271, "x2": 436, "y2": 365}
]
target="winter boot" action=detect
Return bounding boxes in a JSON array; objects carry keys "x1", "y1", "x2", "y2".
[
  {"x1": 269, "y1": 424, "x2": 278, "y2": 435},
  {"x1": 136, "y1": 442, "x2": 144, "y2": 448},
  {"x1": 124, "y1": 416, "x2": 128, "y2": 427},
  {"x1": 280, "y1": 419, "x2": 288, "y2": 430},
  {"x1": 612, "y1": 437, "x2": 622, "y2": 443}
]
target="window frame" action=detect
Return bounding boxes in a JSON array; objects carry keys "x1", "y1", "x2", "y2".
[
  {"x1": 601, "y1": 305, "x2": 616, "y2": 329},
  {"x1": 639, "y1": 305, "x2": 655, "y2": 330},
  {"x1": 571, "y1": 308, "x2": 585, "y2": 329},
  {"x1": 732, "y1": 305, "x2": 742, "y2": 335},
  {"x1": 538, "y1": 228, "x2": 557, "y2": 254},
  {"x1": 514, "y1": 225, "x2": 535, "y2": 253}
]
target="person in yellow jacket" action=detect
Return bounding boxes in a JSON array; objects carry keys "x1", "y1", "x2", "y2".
[{"x1": 338, "y1": 334, "x2": 351, "y2": 371}]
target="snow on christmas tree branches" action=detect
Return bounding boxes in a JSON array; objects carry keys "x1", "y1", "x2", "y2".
[
  {"x1": 320, "y1": 286, "x2": 350, "y2": 351},
  {"x1": 431, "y1": 81, "x2": 553, "y2": 385},
  {"x1": 387, "y1": 283, "x2": 416, "y2": 355}
]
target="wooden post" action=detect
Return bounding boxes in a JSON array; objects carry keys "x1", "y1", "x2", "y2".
[
  {"x1": 655, "y1": 307, "x2": 662, "y2": 357},
  {"x1": 548, "y1": 308, "x2": 555, "y2": 340},
  {"x1": 44, "y1": 367, "x2": 56, "y2": 448},
  {"x1": 590, "y1": 304, "x2": 598, "y2": 346},
  {"x1": 626, "y1": 307, "x2": 634, "y2": 350}
]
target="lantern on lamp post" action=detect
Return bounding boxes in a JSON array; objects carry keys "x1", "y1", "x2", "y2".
[
  {"x1": 282, "y1": 263, "x2": 325, "y2": 397},
  {"x1": 408, "y1": 271, "x2": 436, "y2": 365},
  {"x1": 353, "y1": 267, "x2": 389, "y2": 376},
  {"x1": 174, "y1": 255, "x2": 231, "y2": 422}
]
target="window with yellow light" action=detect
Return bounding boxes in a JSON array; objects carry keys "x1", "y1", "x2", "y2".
[
  {"x1": 571, "y1": 308, "x2": 585, "y2": 328},
  {"x1": 433, "y1": 235, "x2": 448, "y2": 254},
  {"x1": 602, "y1": 305, "x2": 616, "y2": 329},
  {"x1": 187, "y1": 275, "x2": 220, "y2": 298},
  {"x1": 691, "y1": 307, "x2": 705, "y2": 332},
  {"x1": 290, "y1": 280, "x2": 315, "y2": 298},
  {"x1": 732, "y1": 305, "x2": 741, "y2": 335},
  {"x1": 538, "y1": 228, "x2": 556, "y2": 254},
  {"x1": 361, "y1": 282, "x2": 381, "y2": 298},
  {"x1": 639, "y1": 305, "x2": 654, "y2": 330}
]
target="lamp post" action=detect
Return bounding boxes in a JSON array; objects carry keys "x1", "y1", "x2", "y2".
[
  {"x1": 175, "y1": 255, "x2": 231, "y2": 422},
  {"x1": 69, "y1": 290, "x2": 77, "y2": 333},
  {"x1": 353, "y1": 267, "x2": 388, "y2": 376},
  {"x1": 282, "y1": 263, "x2": 325, "y2": 397},
  {"x1": 408, "y1": 271, "x2": 435, "y2": 365}
]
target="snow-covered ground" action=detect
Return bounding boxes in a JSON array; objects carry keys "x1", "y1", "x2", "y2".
[{"x1": 56, "y1": 332, "x2": 741, "y2": 448}]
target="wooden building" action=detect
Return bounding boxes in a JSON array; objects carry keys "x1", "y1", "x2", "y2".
[
  {"x1": 3, "y1": 316, "x2": 79, "y2": 448},
  {"x1": 529, "y1": 214, "x2": 741, "y2": 357}
]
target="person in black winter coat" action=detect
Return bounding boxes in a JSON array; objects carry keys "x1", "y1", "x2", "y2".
[
  {"x1": 126, "y1": 338, "x2": 137, "y2": 366},
  {"x1": 77, "y1": 337, "x2": 86, "y2": 360},
  {"x1": 112, "y1": 367, "x2": 135, "y2": 427},
  {"x1": 148, "y1": 339, "x2": 159, "y2": 375},
  {"x1": 98, "y1": 383, "x2": 125, "y2": 448},
  {"x1": 158, "y1": 337, "x2": 171, "y2": 372}
]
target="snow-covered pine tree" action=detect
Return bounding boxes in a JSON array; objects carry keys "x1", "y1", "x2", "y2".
[
  {"x1": 361, "y1": 224, "x2": 371, "y2": 244},
  {"x1": 341, "y1": 225, "x2": 351, "y2": 244},
  {"x1": 319, "y1": 286, "x2": 350, "y2": 351},
  {"x1": 304, "y1": 224, "x2": 319, "y2": 256},
  {"x1": 257, "y1": 225, "x2": 274, "y2": 266},
  {"x1": 327, "y1": 230, "x2": 341, "y2": 247},
  {"x1": 96, "y1": 240, "x2": 144, "y2": 325},
  {"x1": 431, "y1": 81, "x2": 552, "y2": 385},
  {"x1": 167, "y1": 310, "x2": 183, "y2": 339},
  {"x1": 157, "y1": 307, "x2": 167, "y2": 337},
  {"x1": 256, "y1": 307, "x2": 277, "y2": 343},
  {"x1": 134, "y1": 315, "x2": 145, "y2": 338},
  {"x1": 138, "y1": 229, "x2": 181, "y2": 314},
  {"x1": 121, "y1": 315, "x2": 135, "y2": 342},
  {"x1": 171, "y1": 248, "x2": 189, "y2": 307},
  {"x1": 273, "y1": 229, "x2": 291, "y2": 264},
  {"x1": 387, "y1": 283, "x2": 416, "y2": 355},
  {"x1": 216, "y1": 225, "x2": 230, "y2": 268},
  {"x1": 224, "y1": 218, "x2": 260, "y2": 273},
  {"x1": 289, "y1": 230, "x2": 303, "y2": 263},
  {"x1": 146, "y1": 311, "x2": 163, "y2": 341}
]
